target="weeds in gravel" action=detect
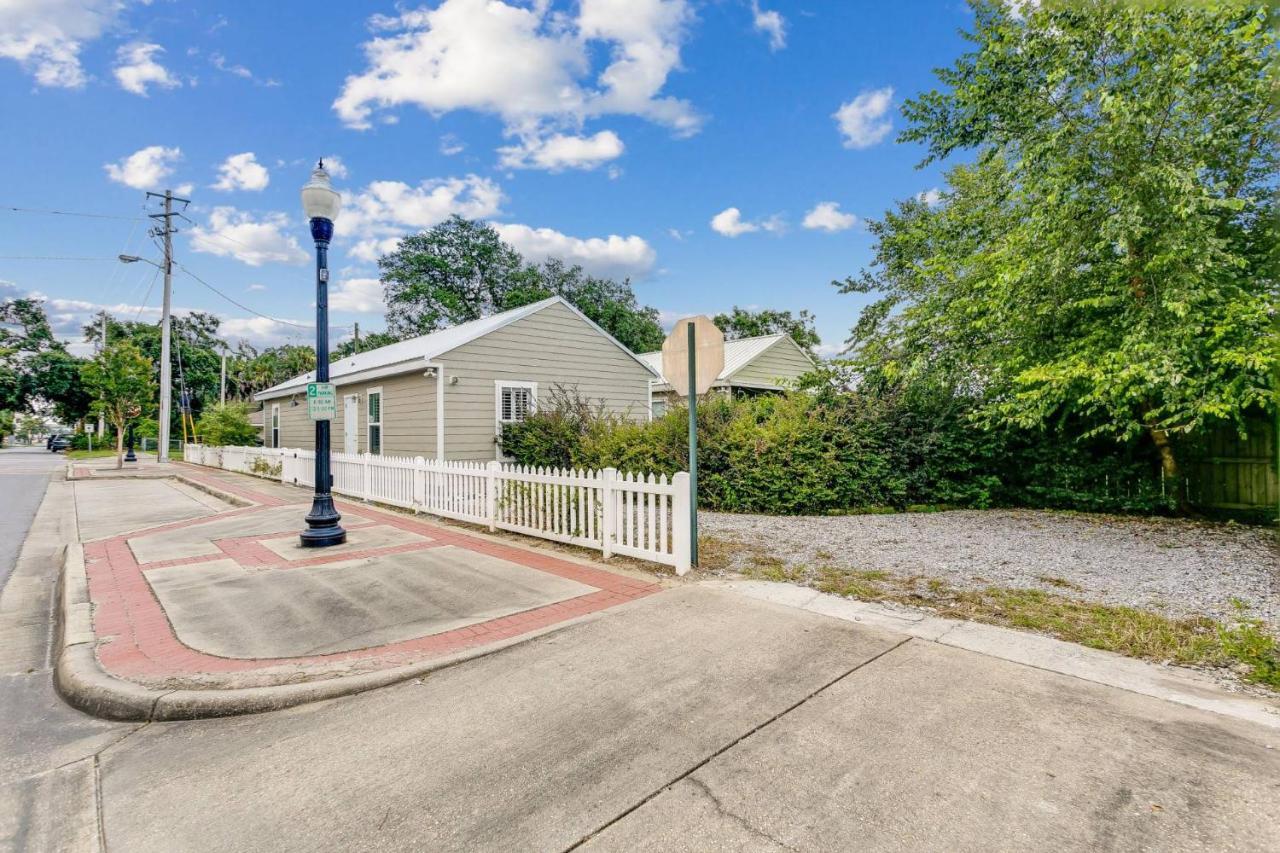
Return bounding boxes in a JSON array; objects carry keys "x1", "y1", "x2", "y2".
[{"x1": 712, "y1": 536, "x2": 1279, "y2": 690}]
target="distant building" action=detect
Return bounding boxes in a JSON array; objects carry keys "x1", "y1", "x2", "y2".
[{"x1": 637, "y1": 334, "x2": 816, "y2": 417}]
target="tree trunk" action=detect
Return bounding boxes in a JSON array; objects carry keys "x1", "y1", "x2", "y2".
[
  {"x1": 115, "y1": 423, "x2": 124, "y2": 470},
  {"x1": 1147, "y1": 424, "x2": 1190, "y2": 514}
]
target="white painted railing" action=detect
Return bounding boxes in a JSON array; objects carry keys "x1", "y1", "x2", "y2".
[{"x1": 184, "y1": 444, "x2": 691, "y2": 573}]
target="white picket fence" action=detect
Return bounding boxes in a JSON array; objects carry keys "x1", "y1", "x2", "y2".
[{"x1": 183, "y1": 444, "x2": 691, "y2": 573}]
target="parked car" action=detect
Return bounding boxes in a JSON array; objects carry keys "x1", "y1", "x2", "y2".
[{"x1": 48, "y1": 434, "x2": 72, "y2": 452}]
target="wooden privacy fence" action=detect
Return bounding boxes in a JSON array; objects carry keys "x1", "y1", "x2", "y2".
[{"x1": 184, "y1": 444, "x2": 691, "y2": 574}]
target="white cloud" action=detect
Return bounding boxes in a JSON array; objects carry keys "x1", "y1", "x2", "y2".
[
  {"x1": 219, "y1": 316, "x2": 311, "y2": 348},
  {"x1": 497, "y1": 130, "x2": 624, "y2": 171},
  {"x1": 189, "y1": 207, "x2": 310, "y2": 267},
  {"x1": 104, "y1": 145, "x2": 182, "y2": 190},
  {"x1": 320, "y1": 155, "x2": 348, "y2": 179},
  {"x1": 0, "y1": 0, "x2": 122, "y2": 88},
  {"x1": 113, "y1": 42, "x2": 180, "y2": 96},
  {"x1": 833, "y1": 86, "x2": 895, "y2": 149},
  {"x1": 494, "y1": 223, "x2": 655, "y2": 280},
  {"x1": 342, "y1": 174, "x2": 504, "y2": 262},
  {"x1": 916, "y1": 187, "x2": 943, "y2": 207},
  {"x1": 751, "y1": 2, "x2": 786, "y2": 51},
  {"x1": 210, "y1": 51, "x2": 279, "y2": 87},
  {"x1": 328, "y1": 277, "x2": 384, "y2": 314},
  {"x1": 333, "y1": 0, "x2": 700, "y2": 151},
  {"x1": 246, "y1": 283, "x2": 266, "y2": 291},
  {"x1": 802, "y1": 201, "x2": 856, "y2": 233},
  {"x1": 710, "y1": 207, "x2": 783, "y2": 238},
  {"x1": 440, "y1": 134, "x2": 465, "y2": 156},
  {"x1": 212, "y1": 152, "x2": 270, "y2": 192}
]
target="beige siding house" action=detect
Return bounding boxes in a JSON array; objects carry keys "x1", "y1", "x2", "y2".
[
  {"x1": 255, "y1": 296, "x2": 658, "y2": 461},
  {"x1": 638, "y1": 334, "x2": 816, "y2": 415}
]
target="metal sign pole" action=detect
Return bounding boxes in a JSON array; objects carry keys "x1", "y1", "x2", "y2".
[{"x1": 687, "y1": 321, "x2": 698, "y2": 567}]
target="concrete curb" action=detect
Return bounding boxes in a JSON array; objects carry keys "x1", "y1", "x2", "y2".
[
  {"x1": 712, "y1": 579, "x2": 1280, "y2": 731},
  {"x1": 52, "y1": 542, "x2": 602, "y2": 722}
]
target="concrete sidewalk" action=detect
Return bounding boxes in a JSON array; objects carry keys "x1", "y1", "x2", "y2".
[
  {"x1": 58, "y1": 465, "x2": 662, "y2": 719},
  {"x1": 7, "y1": 463, "x2": 1280, "y2": 851}
]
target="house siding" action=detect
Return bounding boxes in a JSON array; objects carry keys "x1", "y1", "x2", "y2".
[
  {"x1": 257, "y1": 301, "x2": 651, "y2": 461},
  {"x1": 262, "y1": 370, "x2": 437, "y2": 457},
  {"x1": 729, "y1": 339, "x2": 813, "y2": 388},
  {"x1": 438, "y1": 301, "x2": 652, "y2": 460}
]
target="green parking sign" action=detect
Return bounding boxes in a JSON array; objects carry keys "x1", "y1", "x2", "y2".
[{"x1": 307, "y1": 382, "x2": 336, "y2": 421}]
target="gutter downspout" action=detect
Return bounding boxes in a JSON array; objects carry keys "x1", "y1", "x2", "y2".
[{"x1": 425, "y1": 361, "x2": 445, "y2": 460}]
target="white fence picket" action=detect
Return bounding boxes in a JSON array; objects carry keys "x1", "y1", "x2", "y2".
[{"x1": 183, "y1": 444, "x2": 690, "y2": 573}]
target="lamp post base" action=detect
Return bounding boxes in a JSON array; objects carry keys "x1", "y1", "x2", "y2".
[{"x1": 300, "y1": 495, "x2": 346, "y2": 547}]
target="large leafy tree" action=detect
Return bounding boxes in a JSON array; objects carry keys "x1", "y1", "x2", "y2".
[
  {"x1": 502, "y1": 258, "x2": 665, "y2": 353},
  {"x1": 843, "y1": 0, "x2": 1277, "y2": 498},
  {"x1": 380, "y1": 216, "x2": 527, "y2": 336},
  {"x1": 380, "y1": 218, "x2": 665, "y2": 353},
  {"x1": 81, "y1": 340, "x2": 155, "y2": 469},
  {"x1": 1, "y1": 296, "x2": 91, "y2": 420},
  {"x1": 712, "y1": 306, "x2": 821, "y2": 355}
]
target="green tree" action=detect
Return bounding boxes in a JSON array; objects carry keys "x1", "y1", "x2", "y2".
[
  {"x1": 380, "y1": 219, "x2": 665, "y2": 353},
  {"x1": 196, "y1": 402, "x2": 259, "y2": 446},
  {"x1": 380, "y1": 216, "x2": 527, "y2": 336},
  {"x1": 331, "y1": 331, "x2": 401, "y2": 361},
  {"x1": 503, "y1": 258, "x2": 665, "y2": 353},
  {"x1": 711, "y1": 306, "x2": 821, "y2": 354},
  {"x1": 234, "y1": 344, "x2": 316, "y2": 396},
  {"x1": 0, "y1": 410, "x2": 13, "y2": 446},
  {"x1": 81, "y1": 341, "x2": 155, "y2": 469},
  {"x1": 843, "y1": 0, "x2": 1278, "y2": 503}
]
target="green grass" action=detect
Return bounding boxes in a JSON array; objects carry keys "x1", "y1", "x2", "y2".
[{"x1": 707, "y1": 535, "x2": 1280, "y2": 691}]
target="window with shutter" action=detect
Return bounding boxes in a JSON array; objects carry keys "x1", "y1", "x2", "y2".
[
  {"x1": 494, "y1": 381, "x2": 537, "y2": 459},
  {"x1": 367, "y1": 389, "x2": 383, "y2": 454}
]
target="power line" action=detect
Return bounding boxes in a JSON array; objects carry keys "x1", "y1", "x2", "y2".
[
  {"x1": 174, "y1": 262, "x2": 312, "y2": 329},
  {"x1": 0, "y1": 205, "x2": 147, "y2": 222},
  {"x1": 0, "y1": 255, "x2": 117, "y2": 261}
]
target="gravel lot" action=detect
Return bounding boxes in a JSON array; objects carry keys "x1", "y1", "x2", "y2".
[{"x1": 702, "y1": 509, "x2": 1280, "y2": 630}]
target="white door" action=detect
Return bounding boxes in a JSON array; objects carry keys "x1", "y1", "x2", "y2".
[{"x1": 343, "y1": 395, "x2": 358, "y2": 454}]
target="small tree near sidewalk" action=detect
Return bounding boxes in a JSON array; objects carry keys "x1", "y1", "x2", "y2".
[
  {"x1": 196, "y1": 402, "x2": 259, "y2": 446},
  {"x1": 81, "y1": 341, "x2": 155, "y2": 469}
]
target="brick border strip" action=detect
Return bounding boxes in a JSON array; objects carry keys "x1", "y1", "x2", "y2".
[
  {"x1": 55, "y1": 543, "x2": 633, "y2": 721},
  {"x1": 57, "y1": 469, "x2": 664, "y2": 720}
]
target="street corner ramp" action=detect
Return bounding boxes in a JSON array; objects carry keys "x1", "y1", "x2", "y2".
[
  {"x1": 94, "y1": 586, "x2": 908, "y2": 853},
  {"x1": 584, "y1": 639, "x2": 1280, "y2": 853},
  {"x1": 145, "y1": 546, "x2": 598, "y2": 658},
  {"x1": 72, "y1": 479, "x2": 225, "y2": 542}
]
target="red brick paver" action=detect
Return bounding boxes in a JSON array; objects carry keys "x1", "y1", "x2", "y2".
[{"x1": 83, "y1": 470, "x2": 660, "y2": 684}]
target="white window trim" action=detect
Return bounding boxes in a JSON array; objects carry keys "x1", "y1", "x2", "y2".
[
  {"x1": 494, "y1": 380, "x2": 537, "y2": 460},
  {"x1": 270, "y1": 403, "x2": 280, "y2": 448},
  {"x1": 366, "y1": 386, "x2": 383, "y2": 455}
]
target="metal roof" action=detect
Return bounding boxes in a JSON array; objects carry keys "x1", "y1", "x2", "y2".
[
  {"x1": 637, "y1": 334, "x2": 798, "y2": 385},
  {"x1": 254, "y1": 296, "x2": 658, "y2": 400}
]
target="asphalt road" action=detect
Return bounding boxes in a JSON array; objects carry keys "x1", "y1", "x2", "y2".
[{"x1": 0, "y1": 446, "x2": 65, "y2": 589}]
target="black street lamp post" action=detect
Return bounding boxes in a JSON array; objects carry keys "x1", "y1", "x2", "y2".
[
  {"x1": 299, "y1": 161, "x2": 346, "y2": 547},
  {"x1": 124, "y1": 423, "x2": 137, "y2": 463}
]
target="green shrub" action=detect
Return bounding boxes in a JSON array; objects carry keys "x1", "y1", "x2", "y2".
[
  {"x1": 196, "y1": 403, "x2": 260, "y2": 447},
  {"x1": 500, "y1": 387, "x2": 1177, "y2": 516}
]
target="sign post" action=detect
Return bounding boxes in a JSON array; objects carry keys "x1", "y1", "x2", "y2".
[
  {"x1": 307, "y1": 382, "x2": 336, "y2": 421},
  {"x1": 661, "y1": 317, "x2": 724, "y2": 569}
]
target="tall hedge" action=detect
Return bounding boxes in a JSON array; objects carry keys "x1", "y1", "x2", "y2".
[{"x1": 500, "y1": 390, "x2": 1174, "y2": 516}]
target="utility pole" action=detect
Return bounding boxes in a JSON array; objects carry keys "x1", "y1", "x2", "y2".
[
  {"x1": 146, "y1": 188, "x2": 188, "y2": 464},
  {"x1": 353, "y1": 322, "x2": 360, "y2": 353},
  {"x1": 220, "y1": 350, "x2": 227, "y2": 406},
  {"x1": 97, "y1": 313, "x2": 107, "y2": 438}
]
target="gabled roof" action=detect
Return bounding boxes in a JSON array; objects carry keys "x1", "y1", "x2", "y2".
[
  {"x1": 637, "y1": 333, "x2": 815, "y2": 388},
  {"x1": 254, "y1": 295, "x2": 658, "y2": 400}
]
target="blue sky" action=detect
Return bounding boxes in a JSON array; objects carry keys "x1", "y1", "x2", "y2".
[{"x1": 0, "y1": 0, "x2": 971, "y2": 356}]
